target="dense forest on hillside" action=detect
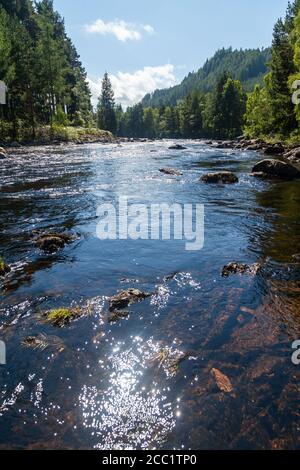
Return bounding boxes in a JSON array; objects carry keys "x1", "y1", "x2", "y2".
[
  {"x1": 111, "y1": 0, "x2": 300, "y2": 142},
  {"x1": 0, "y1": 0, "x2": 94, "y2": 142},
  {"x1": 142, "y1": 48, "x2": 271, "y2": 108}
]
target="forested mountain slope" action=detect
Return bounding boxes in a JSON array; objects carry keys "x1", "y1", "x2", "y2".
[{"x1": 142, "y1": 48, "x2": 271, "y2": 107}]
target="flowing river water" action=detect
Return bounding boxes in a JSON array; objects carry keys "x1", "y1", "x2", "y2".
[{"x1": 0, "y1": 140, "x2": 300, "y2": 450}]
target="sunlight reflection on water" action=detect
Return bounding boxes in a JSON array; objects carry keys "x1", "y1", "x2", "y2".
[{"x1": 79, "y1": 337, "x2": 181, "y2": 450}]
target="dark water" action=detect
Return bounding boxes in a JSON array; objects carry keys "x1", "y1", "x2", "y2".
[{"x1": 0, "y1": 141, "x2": 300, "y2": 450}]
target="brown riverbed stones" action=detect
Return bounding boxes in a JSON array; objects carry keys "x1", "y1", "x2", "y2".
[
  {"x1": 109, "y1": 288, "x2": 151, "y2": 312},
  {"x1": 222, "y1": 262, "x2": 262, "y2": 277},
  {"x1": 201, "y1": 171, "x2": 239, "y2": 184},
  {"x1": 33, "y1": 231, "x2": 77, "y2": 253}
]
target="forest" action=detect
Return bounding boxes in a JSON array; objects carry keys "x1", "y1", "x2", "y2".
[
  {"x1": 110, "y1": 0, "x2": 300, "y2": 142},
  {"x1": 0, "y1": 0, "x2": 94, "y2": 142},
  {"x1": 1, "y1": 0, "x2": 300, "y2": 143}
]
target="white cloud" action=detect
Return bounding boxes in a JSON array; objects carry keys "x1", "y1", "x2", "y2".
[
  {"x1": 85, "y1": 19, "x2": 154, "y2": 42},
  {"x1": 88, "y1": 65, "x2": 177, "y2": 109}
]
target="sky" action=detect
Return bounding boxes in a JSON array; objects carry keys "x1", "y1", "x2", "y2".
[{"x1": 53, "y1": 0, "x2": 290, "y2": 108}]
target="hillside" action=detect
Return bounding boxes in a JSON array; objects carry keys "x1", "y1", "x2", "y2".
[{"x1": 142, "y1": 47, "x2": 271, "y2": 107}]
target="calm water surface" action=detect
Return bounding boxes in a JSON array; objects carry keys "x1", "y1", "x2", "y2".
[{"x1": 0, "y1": 141, "x2": 300, "y2": 449}]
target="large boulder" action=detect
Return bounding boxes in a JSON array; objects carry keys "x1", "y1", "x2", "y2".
[
  {"x1": 263, "y1": 144, "x2": 284, "y2": 156},
  {"x1": 201, "y1": 171, "x2": 239, "y2": 184},
  {"x1": 284, "y1": 147, "x2": 300, "y2": 163},
  {"x1": 252, "y1": 159, "x2": 300, "y2": 180}
]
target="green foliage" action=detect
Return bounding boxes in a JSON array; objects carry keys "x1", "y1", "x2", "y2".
[
  {"x1": 0, "y1": 255, "x2": 5, "y2": 271},
  {"x1": 116, "y1": 75, "x2": 246, "y2": 140},
  {"x1": 46, "y1": 307, "x2": 81, "y2": 327},
  {"x1": 0, "y1": 0, "x2": 92, "y2": 142},
  {"x1": 244, "y1": 0, "x2": 300, "y2": 141},
  {"x1": 52, "y1": 105, "x2": 69, "y2": 126},
  {"x1": 244, "y1": 86, "x2": 272, "y2": 137}
]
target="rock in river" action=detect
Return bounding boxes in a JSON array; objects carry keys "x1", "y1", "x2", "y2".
[
  {"x1": 0, "y1": 152, "x2": 7, "y2": 160},
  {"x1": 222, "y1": 262, "x2": 261, "y2": 277},
  {"x1": 168, "y1": 144, "x2": 187, "y2": 150},
  {"x1": 211, "y1": 368, "x2": 234, "y2": 394},
  {"x1": 0, "y1": 260, "x2": 10, "y2": 277},
  {"x1": 252, "y1": 159, "x2": 300, "y2": 180},
  {"x1": 201, "y1": 171, "x2": 239, "y2": 184},
  {"x1": 109, "y1": 288, "x2": 151, "y2": 311},
  {"x1": 263, "y1": 144, "x2": 284, "y2": 156},
  {"x1": 108, "y1": 310, "x2": 130, "y2": 323},
  {"x1": 159, "y1": 168, "x2": 182, "y2": 176},
  {"x1": 33, "y1": 231, "x2": 77, "y2": 253}
]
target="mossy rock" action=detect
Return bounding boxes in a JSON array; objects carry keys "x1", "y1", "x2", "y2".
[
  {"x1": 45, "y1": 307, "x2": 83, "y2": 327},
  {"x1": 0, "y1": 256, "x2": 11, "y2": 277}
]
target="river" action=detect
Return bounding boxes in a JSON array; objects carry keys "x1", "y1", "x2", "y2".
[{"x1": 0, "y1": 140, "x2": 300, "y2": 449}]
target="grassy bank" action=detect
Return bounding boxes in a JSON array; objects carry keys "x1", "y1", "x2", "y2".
[{"x1": 0, "y1": 125, "x2": 114, "y2": 146}]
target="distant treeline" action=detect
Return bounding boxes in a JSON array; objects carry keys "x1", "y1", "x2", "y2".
[{"x1": 0, "y1": 0, "x2": 93, "y2": 141}]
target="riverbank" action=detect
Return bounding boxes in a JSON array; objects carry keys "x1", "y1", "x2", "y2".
[{"x1": 0, "y1": 126, "x2": 115, "y2": 147}]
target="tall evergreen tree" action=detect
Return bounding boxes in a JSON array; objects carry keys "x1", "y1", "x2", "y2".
[
  {"x1": 97, "y1": 72, "x2": 117, "y2": 133},
  {"x1": 265, "y1": 18, "x2": 297, "y2": 135}
]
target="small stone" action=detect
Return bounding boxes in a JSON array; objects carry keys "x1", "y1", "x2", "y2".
[
  {"x1": 211, "y1": 368, "x2": 234, "y2": 393},
  {"x1": 168, "y1": 144, "x2": 187, "y2": 150},
  {"x1": 159, "y1": 168, "x2": 182, "y2": 176},
  {"x1": 109, "y1": 288, "x2": 151, "y2": 311}
]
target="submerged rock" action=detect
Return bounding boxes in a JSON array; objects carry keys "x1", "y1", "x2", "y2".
[
  {"x1": 252, "y1": 159, "x2": 300, "y2": 180},
  {"x1": 159, "y1": 167, "x2": 182, "y2": 176},
  {"x1": 0, "y1": 152, "x2": 7, "y2": 160},
  {"x1": 201, "y1": 171, "x2": 238, "y2": 184},
  {"x1": 21, "y1": 334, "x2": 65, "y2": 352},
  {"x1": 109, "y1": 288, "x2": 151, "y2": 311},
  {"x1": 211, "y1": 368, "x2": 234, "y2": 394},
  {"x1": 222, "y1": 262, "x2": 261, "y2": 277},
  {"x1": 108, "y1": 310, "x2": 130, "y2": 323},
  {"x1": 168, "y1": 144, "x2": 187, "y2": 150},
  {"x1": 33, "y1": 231, "x2": 77, "y2": 253}
]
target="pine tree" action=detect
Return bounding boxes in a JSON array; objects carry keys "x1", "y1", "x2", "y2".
[
  {"x1": 97, "y1": 72, "x2": 117, "y2": 133},
  {"x1": 265, "y1": 18, "x2": 296, "y2": 135}
]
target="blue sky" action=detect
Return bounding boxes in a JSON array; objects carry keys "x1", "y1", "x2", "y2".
[{"x1": 53, "y1": 0, "x2": 289, "y2": 107}]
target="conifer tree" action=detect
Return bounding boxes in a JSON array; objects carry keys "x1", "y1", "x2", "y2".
[{"x1": 97, "y1": 72, "x2": 117, "y2": 133}]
